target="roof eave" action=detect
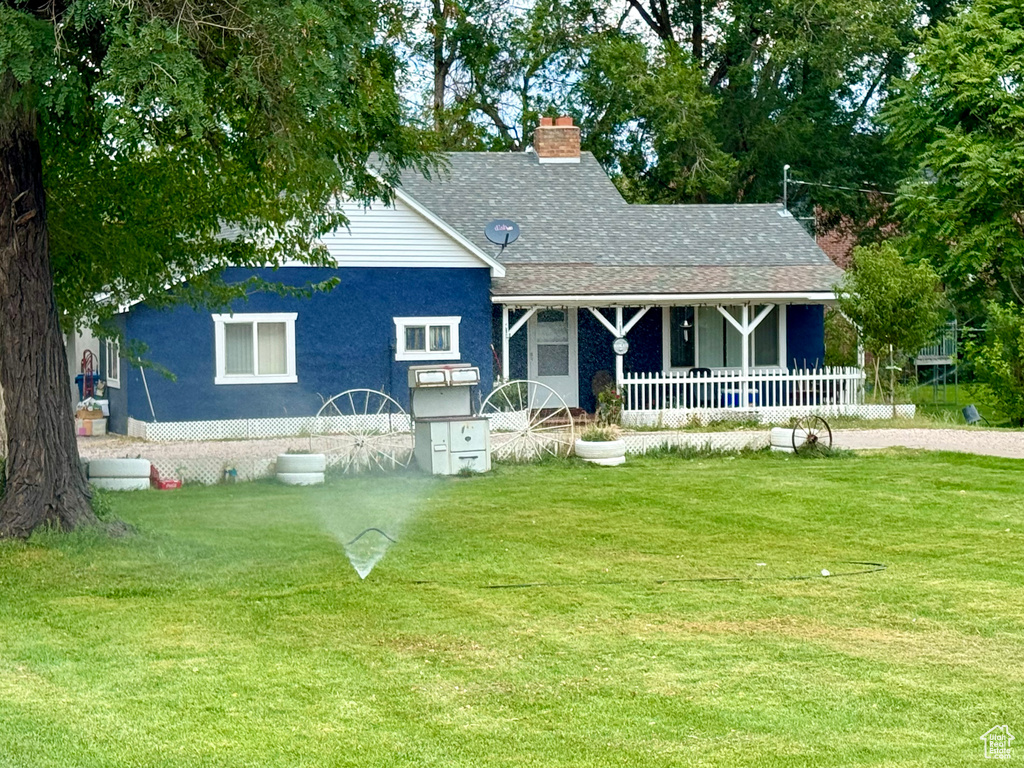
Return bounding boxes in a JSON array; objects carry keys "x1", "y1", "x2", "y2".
[
  {"x1": 490, "y1": 291, "x2": 838, "y2": 306},
  {"x1": 387, "y1": 185, "x2": 506, "y2": 278}
]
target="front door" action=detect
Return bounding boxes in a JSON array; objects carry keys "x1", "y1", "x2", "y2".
[{"x1": 528, "y1": 308, "x2": 578, "y2": 407}]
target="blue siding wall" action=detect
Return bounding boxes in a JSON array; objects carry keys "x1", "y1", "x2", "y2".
[
  {"x1": 490, "y1": 306, "x2": 529, "y2": 382},
  {"x1": 117, "y1": 267, "x2": 492, "y2": 428},
  {"x1": 577, "y1": 310, "x2": 615, "y2": 413},
  {"x1": 576, "y1": 308, "x2": 662, "y2": 411},
  {"x1": 622, "y1": 309, "x2": 663, "y2": 375},
  {"x1": 786, "y1": 305, "x2": 826, "y2": 369}
]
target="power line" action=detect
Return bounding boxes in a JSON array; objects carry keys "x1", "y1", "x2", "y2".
[{"x1": 788, "y1": 178, "x2": 899, "y2": 197}]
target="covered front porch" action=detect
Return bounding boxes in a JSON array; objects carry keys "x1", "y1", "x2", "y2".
[{"x1": 493, "y1": 293, "x2": 866, "y2": 421}]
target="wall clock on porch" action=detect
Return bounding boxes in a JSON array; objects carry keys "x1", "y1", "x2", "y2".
[{"x1": 612, "y1": 337, "x2": 629, "y2": 356}]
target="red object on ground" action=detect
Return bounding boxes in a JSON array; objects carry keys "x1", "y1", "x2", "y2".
[
  {"x1": 149, "y1": 464, "x2": 181, "y2": 490},
  {"x1": 80, "y1": 350, "x2": 96, "y2": 397}
]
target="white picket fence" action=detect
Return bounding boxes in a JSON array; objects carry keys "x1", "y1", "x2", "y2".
[{"x1": 623, "y1": 367, "x2": 866, "y2": 414}]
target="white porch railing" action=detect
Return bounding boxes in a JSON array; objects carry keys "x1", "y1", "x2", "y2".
[{"x1": 623, "y1": 367, "x2": 866, "y2": 413}]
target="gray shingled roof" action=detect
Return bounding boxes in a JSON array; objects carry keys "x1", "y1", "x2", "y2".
[{"x1": 398, "y1": 152, "x2": 843, "y2": 297}]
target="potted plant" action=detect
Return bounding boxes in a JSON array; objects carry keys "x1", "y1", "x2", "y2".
[
  {"x1": 596, "y1": 387, "x2": 624, "y2": 427},
  {"x1": 574, "y1": 425, "x2": 626, "y2": 466}
]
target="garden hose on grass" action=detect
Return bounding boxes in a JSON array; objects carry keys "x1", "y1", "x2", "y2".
[
  {"x1": 410, "y1": 561, "x2": 888, "y2": 590},
  {"x1": 347, "y1": 528, "x2": 398, "y2": 546}
]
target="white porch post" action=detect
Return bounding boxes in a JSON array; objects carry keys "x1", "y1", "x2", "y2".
[
  {"x1": 501, "y1": 306, "x2": 536, "y2": 382},
  {"x1": 501, "y1": 305, "x2": 510, "y2": 381},
  {"x1": 615, "y1": 307, "x2": 624, "y2": 388},
  {"x1": 740, "y1": 305, "x2": 750, "y2": 406}
]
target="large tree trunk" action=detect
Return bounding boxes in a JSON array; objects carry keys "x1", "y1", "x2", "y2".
[
  {"x1": 692, "y1": 0, "x2": 704, "y2": 62},
  {"x1": 431, "y1": 0, "x2": 450, "y2": 135},
  {"x1": 0, "y1": 115, "x2": 96, "y2": 537}
]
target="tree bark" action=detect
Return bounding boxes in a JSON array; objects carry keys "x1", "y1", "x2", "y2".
[
  {"x1": 432, "y1": 0, "x2": 450, "y2": 134},
  {"x1": 692, "y1": 0, "x2": 703, "y2": 62},
  {"x1": 0, "y1": 114, "x2": 96, "y2": 537}
]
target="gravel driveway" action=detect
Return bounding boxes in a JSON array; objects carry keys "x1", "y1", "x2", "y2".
[
  {"x1": 77, "y1": 427, "x2": 1024, "y2": 464},
  {"x1": 78, "y1": 433, "x2": 317, "y2": 461},
  {"x1": 833, "y1": 428, "x2": 1024, "y2": 460}
]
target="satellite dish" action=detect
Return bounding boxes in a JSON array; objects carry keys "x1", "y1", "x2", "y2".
[{"x1": 485, "y1": 219, "x2": 520, "y2": 249}]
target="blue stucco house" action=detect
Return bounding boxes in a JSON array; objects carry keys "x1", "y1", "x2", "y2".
[{"x1": 103, "y1": 117, "x2": 855, "y2": 437}]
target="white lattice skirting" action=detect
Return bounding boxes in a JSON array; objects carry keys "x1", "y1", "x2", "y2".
[
  {"x1": 136, "y1": 431, "x2": 768, "y2": 485},
  {"x1": 621, "y1": 431, "x2": 769, "y2": 454},
  {"x1": 127, "y1": 414, "x2": 412, "y2": 442},
  {"x1": 622, "y1": 404, "x2": 916, "y2": 429}
]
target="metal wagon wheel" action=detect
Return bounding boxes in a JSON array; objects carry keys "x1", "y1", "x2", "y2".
[
  {"x1": 481, "y1": 380, "x2": 575, "y2": 462},
  {"x1": 792, "y1": 415, "x2": 833, "y2": 456},
  {"x1": 314, "y1": 389, "x2": 413, "y2": 473}
]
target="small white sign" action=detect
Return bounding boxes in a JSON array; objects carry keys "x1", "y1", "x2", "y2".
[{"x1": 981, "y1": 725, "x2": 1014, "y2": 759}]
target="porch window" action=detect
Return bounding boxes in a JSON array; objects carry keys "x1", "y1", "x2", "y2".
[
  {"x1": 668, "y1": 307, "x2": 696, "y2": 368},
  {"x1": 213, "y1": 313, "x2": 298, "y2": 385},
  {"x1": 394, "y1": 316, "x2": 461, "y2": 361},
  {"x1": 664, "y1": 305, "x2": 784, "y2": 369},
  {"x1": 752, "y1": 305, "x2": 780, "y2": 366},
  {"x1": 698, "y1": 307, "x2": 743, "y2": 368}
]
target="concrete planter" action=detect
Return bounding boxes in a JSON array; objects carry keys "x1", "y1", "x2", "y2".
[
  {"x1": 276, "y1": 453, "x2": 326, "y2": 485},
  {"x1": 88, "y1": 458, "x2": 151, "y2": 491},
  {"x1": 575, "y1": 439, "x2": 626, "y2": 466}
]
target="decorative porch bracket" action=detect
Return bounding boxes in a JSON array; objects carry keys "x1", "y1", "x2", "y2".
[
  {"x1": 586, "y1": 306, "x2": 652, "y2": 388},
  {"x1": 716, "y1": 304, "x2": 776, "y2": 406},
  {"x1": 500, "y1": 306, "x2": 537, "y2": 381}
]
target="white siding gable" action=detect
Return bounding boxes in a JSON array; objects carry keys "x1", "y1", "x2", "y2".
[{"x1": 319, "y1": 196, "x2": 494, "y2": 271}]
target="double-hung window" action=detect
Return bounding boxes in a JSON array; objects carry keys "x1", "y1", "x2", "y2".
[
  {"x1": 104, "y1": 338, "x2": 120, "y2": 389},
  {"x1": 394, "y1": 316, "x2": 461, "y2": 361},
  {"x1": 213, "y1": 313, "x2": 297, "y2": 385}
]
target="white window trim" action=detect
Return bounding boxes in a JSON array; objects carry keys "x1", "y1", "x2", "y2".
[
  {"x1": 104, "y1": 339, "x2": 120, "y2": 389},
  {"x1": 394, "y1": 316, "x2": 461, "y2": 361},
  {"x1": 661, "y1": 305, "x2": 787, "y2": 372},
  {"x1": 213, "y1": 312, "x2": 298, "y2": 385}
]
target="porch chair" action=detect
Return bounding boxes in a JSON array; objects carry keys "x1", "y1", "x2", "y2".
[{"x1": 687, "y1": 367, "x2": 714, "y2": 409}]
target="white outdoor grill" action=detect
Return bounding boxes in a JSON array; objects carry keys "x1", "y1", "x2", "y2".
[{"x1": 408, "y1": 364, "x2": 491, "y2": 475}]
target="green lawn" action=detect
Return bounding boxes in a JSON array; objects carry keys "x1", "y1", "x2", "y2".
[
  {"x1": 911, "y1": 382, "x2": 1011, "y2": 426},
  {"x1": 1, "y1": 451, "x2": 1022, "y2": 766}
]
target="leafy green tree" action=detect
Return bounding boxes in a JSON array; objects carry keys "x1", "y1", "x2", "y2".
[
  {"x1": 966, "y1": 304, "x2": 1024, "y2": 426},
  {"x1": 579, "y1": 0, "x2": 928, "y2": 212},
  {"x1": 0, "y1": 0, "x2": 424, "y2": 536},
  {"x1": 835, "y1": 241, "x2": 945, "y2": 411},
  {"x1": 411, "y1": 0, "x2": 598, "y2": 150},
  {"x1": 575, "y1": 35, "x2": 736, "y2": 201},
  {"x1": 884, "y1": 0, "x2": 1024, "y2": 320}
]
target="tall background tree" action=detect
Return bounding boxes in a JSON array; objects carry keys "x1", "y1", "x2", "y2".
[
  {"x1": 884, "y1": 0, "x2": 1024, "y2": 319},
  {"x1": 884, "y1": 0, "x2": 1024, "y2": 420},
  {"x1": 0, "y1": 0, "x2": 425, "y2": 536},
  {"x1": 406, "y1": 0, "x2": 954, "y2": 234}
]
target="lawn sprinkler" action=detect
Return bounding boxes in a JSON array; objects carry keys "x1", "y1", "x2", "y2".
[{"x1": 344, "y1": 528, "x2": 399, "y2": 580}]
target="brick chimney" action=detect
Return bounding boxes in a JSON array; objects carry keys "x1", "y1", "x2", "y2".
[{"x1": 533, "y1": 116, "x2": 580, "y2": 164}]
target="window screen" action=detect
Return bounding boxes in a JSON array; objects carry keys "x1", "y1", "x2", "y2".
[
  {"x1": 429, "y1": 325, "x2": 451, "y2": 351},
  {"x1": 753, "y1": 305, "x2": 779, "y2": 366},
  {"x1": 405, "y1": 326, "x2": 426, "y2": 351},
  {"x1": 257, "y1": 323, "x2": 287, "y2": 375},
  {"x1": 224, "y1": 323, "x2": 254, "y2": 375}
]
